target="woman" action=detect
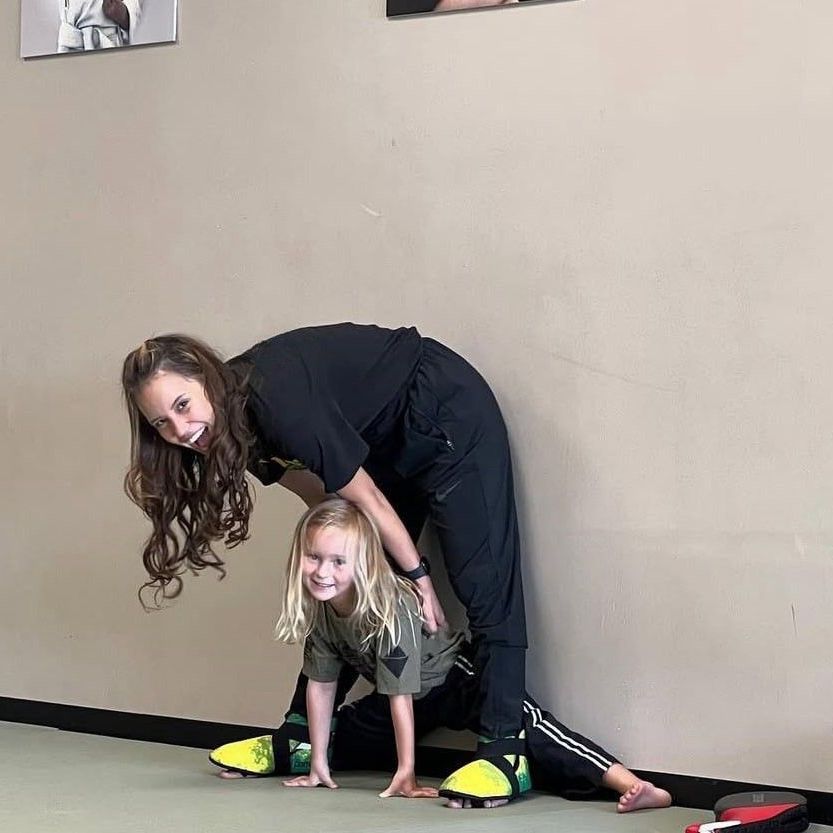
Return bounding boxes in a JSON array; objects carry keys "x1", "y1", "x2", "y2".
[{"x1": 122, "y1": 322, "x2": 528, "y2": 801}]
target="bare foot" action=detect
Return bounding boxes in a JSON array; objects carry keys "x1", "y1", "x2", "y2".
[
  {"x1": 444, "y1": 798, "x2": 510, "y2": 809},
  {"x1": 616, "y1": 781, "x2": 672, "y2": 813},
  {"x1": 217, "y1": 769, "x2": 252, "y2": 780}
]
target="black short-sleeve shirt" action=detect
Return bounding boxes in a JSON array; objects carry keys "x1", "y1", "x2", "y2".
[{"x1": 229, "y1": 323, "x2": 423, "y2": 492}]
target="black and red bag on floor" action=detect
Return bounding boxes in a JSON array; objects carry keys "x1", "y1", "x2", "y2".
[{"x1": 685, "y1": 792, "x2": 809, "y2": 833}]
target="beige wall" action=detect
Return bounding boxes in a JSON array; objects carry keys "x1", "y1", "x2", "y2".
[{"x1": 3, "y1": 0, "x2": 833, "y2": 790}]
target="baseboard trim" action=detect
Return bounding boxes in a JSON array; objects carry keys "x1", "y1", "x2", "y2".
[{"x1": 2, "y1": 696, "x2": 831, "y2": 824}]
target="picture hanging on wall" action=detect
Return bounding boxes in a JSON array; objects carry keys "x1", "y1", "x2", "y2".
[
  {"x1": 388, "y1": 0, "x2": 559, "y2": 17},
  {"x1": 20, "y1": 0, "x2": 178, "y2": 58}
]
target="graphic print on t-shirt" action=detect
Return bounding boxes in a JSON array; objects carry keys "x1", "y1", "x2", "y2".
[{"x1": 381, "y1": 645, "x2": 408, "y2": 679}]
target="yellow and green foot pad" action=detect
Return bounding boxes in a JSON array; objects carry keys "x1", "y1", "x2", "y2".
[
  {"x1": 438, "y1": 734, "x2": 531, "y2": 805},
  {"x1": 208, "y1": 714, "x2": 319, "y2": 777},
  {"x1": 209, "y1": 735, "x2": 280, "y2": 777}
]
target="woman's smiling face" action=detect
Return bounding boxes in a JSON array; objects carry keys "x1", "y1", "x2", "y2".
[{"x1": 135, "y1": 370, "x2": 215, "y2": 453}]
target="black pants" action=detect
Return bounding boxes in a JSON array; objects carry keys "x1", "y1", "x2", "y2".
[
  {"x1": 366, "y1": 338, "x2": 528, "y2": 739},
  {"x1": 278, "y1": 652, "x2": 618, "y2": 798}
]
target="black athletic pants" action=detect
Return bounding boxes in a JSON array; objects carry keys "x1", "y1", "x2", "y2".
[
  {"x1": 369, "y1": 337, "x2": 528, "y2": 739},
  {"x1": 277, "y1": 648, "x2": 618, "y2": 797}
]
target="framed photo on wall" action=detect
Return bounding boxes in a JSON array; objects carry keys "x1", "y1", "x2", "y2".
[
  {"x1": 388, "y1": 0, "x2": 557, "y2": 17},
  {"x1": 21, "y1": 0, "x2": 178, "y2": 58}
]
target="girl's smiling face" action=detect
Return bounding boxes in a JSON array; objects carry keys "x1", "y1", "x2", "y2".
[
  {"x1": 302, "y1": 526, "x2": 357, "y2": 616},
  {"x1": 135, "y1": 370, "x2": 215, "y2": 453}
]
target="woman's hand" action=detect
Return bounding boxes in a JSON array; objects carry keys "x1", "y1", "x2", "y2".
[
  {"x1": 379, "y1": 770, "x2": 439, "y2": 799},
  {"x1": 415, "y1": 576, "x2": 447, "y2": 634},
  {"x1": 283, "y1": 766, "x2": 338, "y2": 790}
]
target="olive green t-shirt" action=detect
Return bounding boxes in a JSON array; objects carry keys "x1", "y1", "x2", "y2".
[{"x1": 302, "y1": 594, "x2": 466, "y2": 698}]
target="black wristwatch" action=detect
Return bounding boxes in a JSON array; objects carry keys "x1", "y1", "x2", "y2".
[{"x1": 401, "y1": 556, "x2": 431, "y2": 582}]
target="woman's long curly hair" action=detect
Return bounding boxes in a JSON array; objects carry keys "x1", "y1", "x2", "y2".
[
  {"x1": 275, "y1": 499, "x2": 421, "y2": 651},
  {"x1": 122, "y1": 334, "x2": 254, "y2": 608}
]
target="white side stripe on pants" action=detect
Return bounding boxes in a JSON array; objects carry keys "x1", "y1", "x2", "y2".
[
  {"x1": 454, "y1": 656, "x2": 476, "y2": 676},
  {"x1": 523, "y1": 701, "x2": 613, "y2": 772}
]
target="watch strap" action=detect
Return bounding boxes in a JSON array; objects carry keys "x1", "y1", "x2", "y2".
[{"x1": 401, "y1": 557, "x2": 430, "y2": 581}]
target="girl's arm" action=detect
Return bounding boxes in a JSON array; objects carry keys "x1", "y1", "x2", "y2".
[
  {"x1": 283, "y1": 679, "x2": 338, "y2": 789},
  {"x1": 337, "y1": 467, "x2": 447, "y2": 633},
  {"x1": 379, "y1": 694, "x2": 439, "y2": 799}
]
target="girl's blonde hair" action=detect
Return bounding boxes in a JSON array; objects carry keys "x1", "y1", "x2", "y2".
[{"x1": 275, "y1": 498, "x2": 421, "y2": 649}]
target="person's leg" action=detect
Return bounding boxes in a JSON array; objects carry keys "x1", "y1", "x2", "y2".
[
  {"x1": 397, "y1": 341, "x2": 527, "y2": 803},
  {"x1": 522, "y1": 696, "x2": 671, "y2": 812},
  {"x1": 604, "y1": 765, "x2": 673, "y2": 813},
  {"x1": 409, "y1": 340, "x2": 527, "y2": 742},
  {"x1": 210, "y1": 666, "x2": 358, "y2": 778},
  {"x1": 428, "y1": 455, "x2": 528, "y2": 804},
  {"x1": 435, "y1": 648, "x2": 530, "y2": 809},
  {"x1": 429, "y1": 455, "x2": 526, "y2": 740}
]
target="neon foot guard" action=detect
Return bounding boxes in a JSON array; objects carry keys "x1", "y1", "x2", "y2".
[{"x1": 439, "y1": 734, "x2": 531, "y2": 806}]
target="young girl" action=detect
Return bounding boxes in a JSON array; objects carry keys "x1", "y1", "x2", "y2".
[
  {"x1": 210, "y1": 498, "x2": 672, "y2": 812},
  {"x1": 122, "y1": 324, "x2": 528, "y2": 800}
]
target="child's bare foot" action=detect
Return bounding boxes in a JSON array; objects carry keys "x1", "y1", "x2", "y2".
[
  {"x1": 444, "y1": 798, "x2": 510, "y2": 809},
  {"x1": 616, "y1": 780, "x2": 672, "y2": 813},
  {"x1": 217, "y1": 769, "x2": 253, "y2": 780}
]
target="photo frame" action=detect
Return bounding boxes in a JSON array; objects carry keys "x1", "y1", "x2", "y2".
[
  {"x1": 21, "y1": 0, "x2": 177, "y2": 58},
  {"x1": 388, "y1": 0, "x2": 561, "y2": 18}
]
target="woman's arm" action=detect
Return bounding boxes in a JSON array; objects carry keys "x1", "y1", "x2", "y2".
[
  {"x1": 337, "y1": 467, "x2": 447, "y2": 633},
  {"x1": 283, "y1": 679, "x2": 338, "y2": 789},
  {"x1": 379, "y1": 694, "x2": 439, "y2": 799}
]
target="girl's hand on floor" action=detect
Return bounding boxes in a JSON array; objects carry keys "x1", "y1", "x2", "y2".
[
  {"x1": 379, "y1": 771, "x2": 439, "y2": 799},
  {"x1": 283, "y1": 768, "x2": 338, "y2": 789}
]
